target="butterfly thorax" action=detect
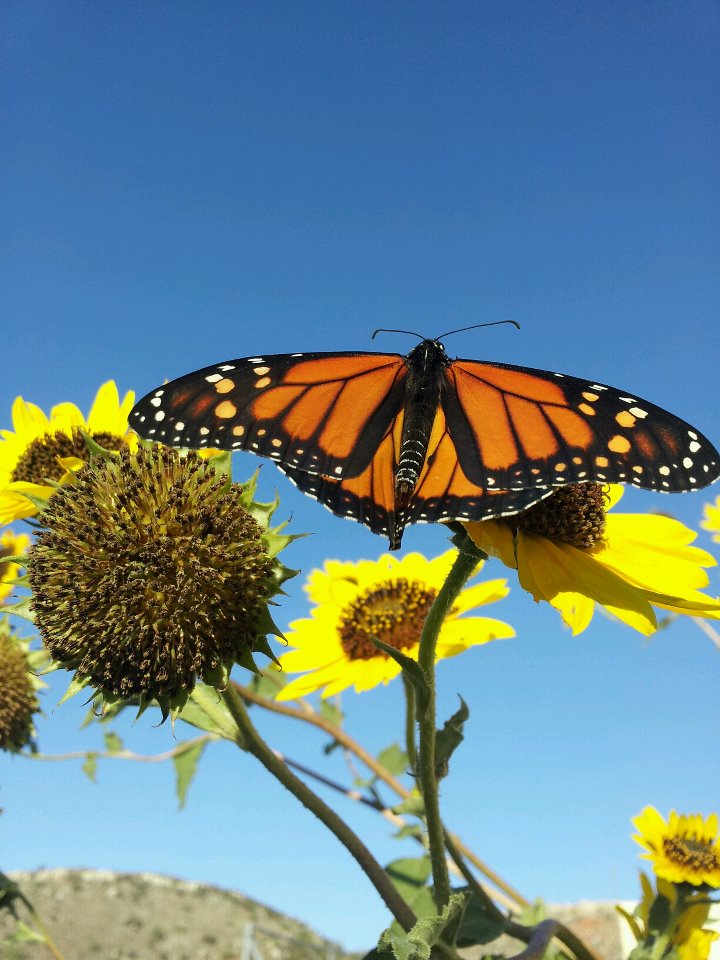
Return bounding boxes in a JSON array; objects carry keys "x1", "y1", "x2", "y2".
[{"x1": 395, "y1": 340, "x2": 450, "y2": 505}]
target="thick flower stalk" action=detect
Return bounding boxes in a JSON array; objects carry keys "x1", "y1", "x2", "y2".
[
  {"x1": 466, "y1": 484, "x2": 720, "y2": 635},
  {"x1": 27, "y1": 445, "x2": 293, "y2": 716}
]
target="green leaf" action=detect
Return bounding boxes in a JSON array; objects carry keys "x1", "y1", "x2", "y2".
[
  {"x1": 377, "y1": 743, "x2": 409, "y2": 776},
  {"x1": 385, "y1": 857, "x2": 432, "y2": 903},
  {"x1": 368, "y1": 636, "x2": 430, "y2": 711},
  {"x1": 434, "y1": 696, "x2": 469, "y2": 779},
  {"x1": 318, "y1": 699, "x2": 344, "y2": 727},
  {"x1": 174, "y1": 740, "x2": 206, "y2": 809},
  {"x1": 4, "y1": 597, "x2": 36, "y2": 624},
  {"x1": 179, "y1": 685, "x2": 239, "y2": 741},
  {"x1": 647, "y1": 890, "x2": 672, "y2": 934},
  {"x1": 11, "y1": 920, "x2": 47, "y2": 943},
  {"x1": 57, "y1": 673, "x2": 92, "y2": 706},
  {"x1": 246, "y1": 669, "x2": 287, "y2": 701},
  {"x1": 82, "y1": 753, "x2": 98, "y2": 783},
  {"x1": 392, "y1": 792, "x2": 425, "y2": 818},
  {"x1": 378, "y1": 893, "x2": 466, "y2": 960},
  {"x1": 103, "y1": 731, "x2": 123, "y2": 753},
  {"x1": 455, "y1": 888, "x2": 506, "y2": 947},
  {"x1": 0, "y1": 871, "x2": 22, "y2": 913}
]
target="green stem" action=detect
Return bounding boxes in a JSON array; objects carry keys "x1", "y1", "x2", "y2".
[
  {"x1": 402, "y1": 673, "x2": 418, "y2": 775},
  {"x1": 14, "y1": 891, "x2": 66, "y2": 960},
  {"x1": 416, "y1": 539, "x2": 486, "y2": 910},
  {"x1": 221, "y1": 683, "x2": 417, "y2": 932}
]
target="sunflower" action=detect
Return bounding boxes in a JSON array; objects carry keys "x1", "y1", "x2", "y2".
[
  {"x1": 678, "y1": 927, "x2": 720, "y2": 960},
  {"x1": 701, "y1": 495, "x2": 720, "y2": 543},
  {"x1": 0, "y1": 529, "x2": 31, "y2": 604},
  {"x1": 0, "y1": 381, "x2": 137, "y2": 524},
  {"x1": 633, "y1": 806, "x2": 720, "y2": 887},
  {"x1": 464, "y1": 484, "x2": 720, "y2": 637},
  {"x1": 275, "y1": 550, "x2": 513, "y2": 700}
]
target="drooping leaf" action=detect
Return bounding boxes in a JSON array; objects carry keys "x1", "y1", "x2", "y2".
[
  {"x1": 392, "y1": 792, "x2": 425, "y2": 818},
  {"x1": 103, "y1": 731, "x2": 123, "y2": 753},
  {"x1": 318, "y1": 699, "x2": 344, "y2": 727},
  {"x1": 455, "y1": 888, "x2": 506, "y2": 947},
  {"x1": 82, "y1": 753, "x2": 98, "y2": 783},
  {"x1": 368, "y1": 636, "x2": 430, "y2": 711},
  {"x1": 385, "y1": 857, "x2": 432, "y2": 904},
  {"x1": 179, "y1": 684, "x2": 239, "y2": 741},
  {"x1": 434, "y1": 696, "x2": 469, "y2": 779},
  {"x1": 377, "y1": 743, "x2": 409, "y2": 777},
  {"x1": 4, "y1": 598, "x2": 36, "y2": 625},
  {"x1": 174, "y1": 739, "x2": 206, "y2": 809}
]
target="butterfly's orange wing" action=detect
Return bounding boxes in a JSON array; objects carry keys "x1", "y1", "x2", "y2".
[
  {"x1": 131, "y1": 352, "x2": 408, "y2": 480},
  {"x1": 443, "y1": 359, "x2": 720, "y2": 494},
  {"x1": 279, "y1": 406, "x2": 552, "y2": 545}
]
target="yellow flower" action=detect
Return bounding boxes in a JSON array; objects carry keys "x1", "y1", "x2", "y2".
[
  {"x1": 633, "y1": 806, "x2": 720, "y2": 887},
  {"x1": 678, "y1": 927, "x2": 720, "y2": 960},
  {"x1": 275, "y1": 550, "x2": 514, "y2": 700},
  {"x1": 0, "y1": 382, "x2": 137, "y2": 524},
  {"x1": 465, "y1": 484, "x2": 720, "y2": 636},
  {"x1": 701, "y1": 495, "x2": 720, "y2": 543},
  {"x1": 0, "y1": 529, "x2": 31, "y2": 604}
]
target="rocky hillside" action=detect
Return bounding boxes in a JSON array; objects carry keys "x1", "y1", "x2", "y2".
[{"x1": 0, "y1": 869, "x2": 360, "y2": 960}]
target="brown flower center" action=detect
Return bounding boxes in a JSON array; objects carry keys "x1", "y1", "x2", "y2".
[
  {"x1": 11, "y1": 429, "x2": 124, "y2": 485},
  {"x1": 513, "y1": 482, "x2": 608, "y2": 549},
  {"x1": 663, "y1": 835, "x2": 720, "y2": 874},
  {"x1": 338, "y1": 577, "x2": 437, "y2": 660}
]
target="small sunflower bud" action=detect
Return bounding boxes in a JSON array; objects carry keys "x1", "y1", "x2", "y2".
[
  {"x1": 0, "y1": 627, "x2": 39, "y2": 752},
  {"x1": 28, "y1": 446, "x2": 284, "y2": 712},
  {"x1": 513, "y1": 482, "x2": 608, "y2": 549}
]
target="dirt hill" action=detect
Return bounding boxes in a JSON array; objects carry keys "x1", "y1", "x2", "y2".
[{"x1": 0, "y1": 869, "x2": 360, "y2": 960}]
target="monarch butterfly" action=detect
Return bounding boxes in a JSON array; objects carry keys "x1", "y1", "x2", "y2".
[{"x1": 130, "y1": 334, "x2": 720, "y2": 549}]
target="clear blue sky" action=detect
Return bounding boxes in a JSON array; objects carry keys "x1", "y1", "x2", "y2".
[{"x1": 2, "y1": 1, "x2": 720, "y2": 951}]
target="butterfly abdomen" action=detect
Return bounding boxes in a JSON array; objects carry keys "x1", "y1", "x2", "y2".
[{"x1": 395, "y1": 340, "x2": 449, "y2": 502}]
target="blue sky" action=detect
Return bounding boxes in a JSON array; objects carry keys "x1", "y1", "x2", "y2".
[{"x1": 2, "y1": 0, "x2": 720, "y2": 951}]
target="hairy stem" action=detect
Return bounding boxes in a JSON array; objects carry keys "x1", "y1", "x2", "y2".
[
  {"x1": 416, "y1": 544, "x2": 484, "y2": 909},
  {"x1": 222, "y1": 683, "x2": 417, "y2": 931}
]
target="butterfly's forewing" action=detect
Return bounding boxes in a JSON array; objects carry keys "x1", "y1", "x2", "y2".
[
  {"x1": 130, "y1": 352, "x2": 408, "y2": 480},
  {"x1": 444, "y1": 359, "x2": 720, "y2": 494}
]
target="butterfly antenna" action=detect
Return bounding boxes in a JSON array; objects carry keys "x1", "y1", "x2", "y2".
[
  {"x1": 435, "y1": 319, "x2": 521, "y2": 340},
  {"x1": 371, "y1": 328, "x2": 425, "y2": 341}
]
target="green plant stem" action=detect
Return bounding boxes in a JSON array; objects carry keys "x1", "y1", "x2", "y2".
[
  {"x1": 221, "y1": 682, "x2": 417, "y2": 932},
  {"x1": 416, "y1": 544, "x2": 484, "y2": 910},
  {"x1": 15, "y1": 892, "x2": 66, "y2": 960},
  {"x1": 236, "y1": 681, "x2": 529, "y2": 910},
  {"x1": 402, "y1": 673, "x2": 418, "y2": 775}
]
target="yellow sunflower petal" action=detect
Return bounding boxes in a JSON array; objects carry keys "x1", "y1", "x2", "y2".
[
  {"x1": 10, "y1": 397, "x2": 52, "y2": 437},
  {"x1": 437, "y1": 616, "x2": 514, "y2": 656},
  {"x1": 86, "y1": 381, "x2": 135, "y2": 435},
  {"x1": 0, "y1": 481, "x2": 56, "y2": 524},
  {"x1": 465, "y1": 519, "x2": 518, "y2": 568},
  {"x1": 49, "y1": 401, "x2": 86, "y2": 432},
  {"x1": 517, "y1": 535, "x2": 657, "y2": 635},
  {"x1": 701, "y1": 496, "x2": 720, "y2": 542},
  {"x1": 452, "y1": 578, "x2": 509, "y2": 614}
]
